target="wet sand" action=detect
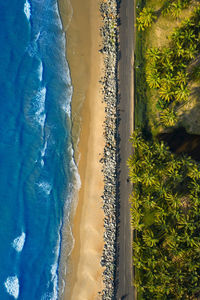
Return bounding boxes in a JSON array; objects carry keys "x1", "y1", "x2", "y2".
[{"x1": 59, "y1": 0, "x2": 105, "y2": 298}]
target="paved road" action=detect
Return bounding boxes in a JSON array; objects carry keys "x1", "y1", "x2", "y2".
[{"x1": 116, "y1": 0, "x2": 135, "y2": 299}]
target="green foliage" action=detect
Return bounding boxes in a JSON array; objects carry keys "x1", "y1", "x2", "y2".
[
  {"x1": 162, "y1": 0, "x2": 192, "y2": 18},
  {"x1": 160, "y1": 107, "x2": 177, "y2": 127},
  {"x1": 128, "y1": 130, "x2": 200, "y2": 299},
  {"x1": 145, "y1": 6, "x2": 200, "y2": 127},
  {"x1": 137, "y1": 7, "x2": 157, "y2": 31}
]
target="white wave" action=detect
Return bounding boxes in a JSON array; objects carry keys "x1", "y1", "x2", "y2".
[
  {"x1": 41, "y1": 140, "x2": 48, "y2": 158},
  {"x1": 24, "y1": 0, "x2": 31, "y2": 21},
  {"x1": 69, "y1": 144, "x2": 81, "y2": 191},
  {"x1": 34, "y1": 87, "x2": 46, "y2": 127},
  {"x1": 41, "y1": 226, "x2": 61, "y2": 300},
  {"x1": 59, "y1": 143, "x2": 81, "y2": 299},
  {"x1": 26, "y1": 33, "x2": 40, "y2": 58},
  {"x1": 62, "y1": 102, "x2": 71, "y2": 117},
  {"x1": 26, "y1": 42, "x2": 37, "y2": 57},
  {"x1": 4, "y1": 276, "x2": 19, "y2": 299},
  {"x1": 12, "y1": 232, "x2": 26, "y2": 252},
  {"x1": 50, "y1": 261, "x2": 58, "y2": 299},
  {"x1": 54, "y1": 1, "x2": 63, "y2": 30},
  {"x1": 37, "y1": 181, "x2": 52, "y2": 195},
  {"x1": 62, "y1": 84, "x2": 73, "y2": 117},
  {"x1": 41, "y1": 140, "x2": 47, "y2": 166},
  {"x1": 50, "y1": 222, "x2": 62, "y2": 300},
  {"x1": 41, "y1": 159, "x2": 44, "y2": 167},
  {"x1": 35, "y1": 31, "x2": 41, "y2": 42},
  {"x1": 38, "y1": 60, "x2": 43, "y2": 82}
]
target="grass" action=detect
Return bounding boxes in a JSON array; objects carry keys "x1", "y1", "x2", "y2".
[
  {"x1": 134, "y1": 29, "x2": 148, "y2": 129},
  {"x1": 135, "y1": 0, "x2": 200, "y2": 137},
  {"x1": 134, "y1": 4, "x2": 147, "y2": 298}
]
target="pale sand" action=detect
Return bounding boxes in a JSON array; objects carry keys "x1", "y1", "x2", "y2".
[{"x1": 59, "y1": 0, "x2": 105, "y2": 299}]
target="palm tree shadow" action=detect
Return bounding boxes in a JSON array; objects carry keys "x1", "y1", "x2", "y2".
[
  {"x1": 121, "y1": 294, "x2": 128, "y2": 299},
  {"x1": 154, "y1": 8, "x2": 162, "y2": 20},
  {"x1": 158, "y1": 126, "x2": 200, "y2": 161}
]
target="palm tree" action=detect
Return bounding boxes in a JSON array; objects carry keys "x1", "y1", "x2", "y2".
[
  {"x1": 174, "y1": 41, "x2": 185, "y2": 58},
  {"x1": 154, "y1": 140, "x2": 170, "y2": 159},
  {"x1": 132, "y1": 240, "x2": 142, "y2": 254},
  {"x1": 146, "y1": 47, "x2": 161, "y2": 62},
  {"x1": 165, "y1": 228, "x2": 180, "y2": 250},
  {"x1": 183, "y1": 43, "x2": 198, "y2": 60},
  {"x1": 188, "y1": 166, "x2": 200, "y2": 180},
  {"x1": 162, "y1": 1, "x2": 172, "y2": 16},
  {"x1": 137, "y1": 7, "x2": 157, "y2": 31},
  {"x1": 146, "y1": 69, "x2": 161, "y2": 88},
  {"x1": 175, "y1": 70, "x2": 188, "y2": 85},
  {"x1": 174, "y1": 83, "x2": 190, "y2": 102},
  {"x1": 180, "y1": 28, "x2": 196, "y2": 47},
  {"x1": 129, "y1": 130, "x2": 151, "y2": 153},
  {"x1": 171, "y1": 2, "x2": 182, "y2": 19},
  {"x1": 169, "y1": 156, "x2": 182, "y2": 169},
  {"x1": 159, "y1": 83, "x2": 175, "y2": 102},
  {"x1": 143, "y1": 229, "x2": 158, "y2": 247},
  {"x1": 160, "y1": 48, "x2": 174, "y2": 72},
  {"x1": 162, "y1": 73, "x2": 175, "y2": 87},
  {"x1": 182, "y1": 17, "x2": 195, "y2": 28},
  {"x1": 141, "y1": 171, "x2": 157, "y2": 187},
  {"x1": 189, "y1": 180, "x2": 200, "y2": 195},
  {"x1": 171, "y1": 28, "x2": 183, "y2": 44},
  {"x1": 160, "y1": 108, "x2": 177, "y2": 127}
]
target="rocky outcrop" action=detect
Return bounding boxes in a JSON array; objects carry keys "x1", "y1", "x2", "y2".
[{"x1": 99, "y1": 1, "x2": 120, "y2": 299}]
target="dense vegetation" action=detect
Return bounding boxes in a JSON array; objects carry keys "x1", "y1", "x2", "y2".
[
  {"x1": 137, "y1": 0, "x2": 192, "y2": 31},
  {"x1": 146, "y1": 5, "x2": 200, "y2": 127},
  {"x1": 128, "y1": 131, "x2": 200, "y2": 299},
  {"x1": 136, "y1": 1, "x2": 200, "y2": 131},
  {"x1": 131, "y1": 0, "x2": 200, "y2": 298}
]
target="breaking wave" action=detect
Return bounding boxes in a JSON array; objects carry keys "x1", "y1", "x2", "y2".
[
  {"x1": 12, "y1": 232, "x2": 26, "y2": 253},
  {"x1": 38, "y1": 60, "x2": 44, "y2": 82},
  {"x1": 37, "y1": 181, "x2": 52, "y2": 195},
  {"x1": 34, "y1": 87, "x2": 47, "y2": 128},
  {"x1": 4, "y1": 276, "x2": 19, "y2": 299},
  {"x1": 24, "y1": 0, "x2": 31, "y2": 21}
]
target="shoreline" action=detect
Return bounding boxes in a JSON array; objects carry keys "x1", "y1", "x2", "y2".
[
  {"x1": 59, "y1": 0, "x2": 106, "y2": 299},
  {"x1": 59, "y1": 0, "x2": 120, "y2": 298}
]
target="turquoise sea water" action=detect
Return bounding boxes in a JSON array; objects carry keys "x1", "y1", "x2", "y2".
[{"x1": 0, "y1": 0, "x2": 76, "y2": 299}]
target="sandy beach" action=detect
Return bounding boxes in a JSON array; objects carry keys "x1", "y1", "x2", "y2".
[{"x1": 59, "y1": 0, "x2": 105, "y2": 299}]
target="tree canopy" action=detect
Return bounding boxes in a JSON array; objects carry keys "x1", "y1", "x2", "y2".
[
  {"x1": 137, "y1": 7, "x2": 157, "y2": 31},
  {"x1": 128, "y1": 131, "x2": 200, "y2": 299},
  {"x1": 145, "y1": 5, "x2": 200, "y2": 127}
]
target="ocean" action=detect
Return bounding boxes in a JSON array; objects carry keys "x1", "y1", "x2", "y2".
[{"x1": 0, "y1": 0, "x2": 77, "y2": 299}]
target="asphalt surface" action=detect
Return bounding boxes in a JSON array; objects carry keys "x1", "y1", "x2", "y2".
[{"x1": 116, "y1": 0, "x2": 135, "y2": 299}]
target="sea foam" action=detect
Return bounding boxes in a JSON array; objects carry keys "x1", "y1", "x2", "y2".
[
  {"x1": 38, "y1": 181, "x2": 52, "y2": 195},
  {"x1": 38, "y1": 60, "x2": 44, "y2": 82},
  {"x1": 41, "y1": 227, "x2": 61, "y2": 300},
  {"x1": 34, "y1": 87, "x2": 46, "y2": 127},
  {"x1": 50, "y1": 230, "x2": 61, "y2": 300},
  {"x1": 12, "y1": 232, "x2": 26, "y2": 252},
  {"x1": 4, "y1": 276, "x2": 19, "y2": 299},
  {"x1": 24, "y1": 0, "x2": 31, "y2": 21},
  {"x1": 41, "y1": 140, "x2": 48, "y2": 157},
  {"x1": 41, "y1": 140, "x2": 48, "y2": 166}
]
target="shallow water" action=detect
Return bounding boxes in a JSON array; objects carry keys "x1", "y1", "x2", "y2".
[{"x1": 0, "y1": 0, "x2": 77, "y2": 299}]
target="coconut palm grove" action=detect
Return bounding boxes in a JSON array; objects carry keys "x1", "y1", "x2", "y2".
[{"x1": 129, "y1": 0, "x2": 200, "y2": 298}]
